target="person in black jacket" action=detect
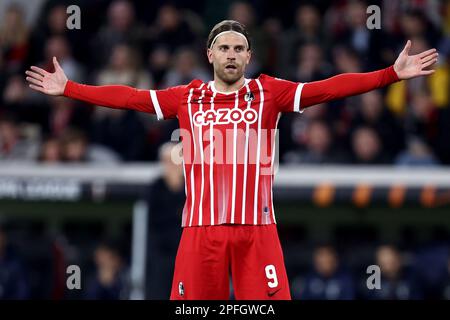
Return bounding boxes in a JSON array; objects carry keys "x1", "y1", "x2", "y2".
[{"x1": 145, "y1": 141, "x2": 185, "y2": 299}]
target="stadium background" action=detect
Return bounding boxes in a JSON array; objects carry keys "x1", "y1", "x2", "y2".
[{"x1": 0, "y1": 0, "x2": 449, "y2": 299}]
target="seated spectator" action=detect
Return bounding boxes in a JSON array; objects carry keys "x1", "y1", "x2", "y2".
[
  {"x1": 395, "y1": 136, "x2": 440, "y2": 166},
  {"x1": 350, "y1": 91, "x2": 405, "y2": 159},
  {"x1": 92, "y1": 0, "x2": 147, "y2": 67},
  {"x1": 284, "y1": 120, "x2": 346, "y2": 164},
  {"x1": 85, "y1": 239, "x2": 129, "y2": 300},
  {"x1": 0, "y1": 113, "x2": 39, "y2": 161},
  {"x1": 351, "y1": 126, "x2": 390, "y2": 164},
  {"x1": 162, "y1": 47, "x2": 210, "y2": 87},
  {"x1": 0, "y1": 224, "x2": 30, "y2": 299},
  {"x1": 0, "y1": 3, "x2": 29, "y2": 72},
  {"x1": 294, "y1": 244, "x2": 355, "y2": 300},
  {"x1": 147, "y1": 45, "x2": 171, "y2": 88},
  {"x1": 404, "y1": 91, "x2": 439, "y2": 149},
  {"x1": 279, "y1": 3, "x2": 327, "y2": 78},
  {"x1": 42, "y1": 96, "x2": 91, "y2": 138},
  {"x1": 2, "y1": 74, "x2": 28, "y2": 107},
  {"x1": 37, "y1": 136, "x2": 62, "y2": 163},
  {"x1": 363, "y1": 245, "x2": 420, "y2": 300},
  {"x1": 59, "y1": 128, "x2": 120, "y2": 164},
  {"x1": 291, "y1": 41, "x2": 332, "y2": 83},
  {"x1": 148, "y1": 4, "x2": 199, "y2": 54},
  {"x1": 97, "y1": 43, "x2": 152, "y2": 89}
]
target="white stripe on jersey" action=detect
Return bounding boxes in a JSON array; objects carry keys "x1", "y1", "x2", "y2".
[
  {"x1": 181, "y1": 154, "x2": 188, "y2": 227},
  {"x1": 150, "y1": 90, "x2": 164, "y2": 120},
  {"x1": 197, "y1": 89, "x2": 206, "y2": 226},
  {"x1": 293, "y1": 83, "x2": 305, "y2": 113},
  {"x1": 254, "y1": 79, "x2": 265, "y2": 225},
  {"x1": 210, "y1": 91, "x2": 217, "y2": 225},
  {"x1": 270, "y1": 112, "x2": 281, "y2": 224},
  {"x1": 186, "y1": 88, "x2": 196, "y2": 227},
  {"x1": 230, "y1": 91, "x2": 239, "y2": 224},
  {"x1": 241, "y1": 82, "x2": 252, "y2": 224}
]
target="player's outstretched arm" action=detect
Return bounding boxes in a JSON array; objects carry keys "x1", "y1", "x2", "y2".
[
  {"x1": 25, "y1": 57, "x2": 152, "y2": 113},
  {"x1": 300, "y1": 40, "x2": 438, "y2": 109}
]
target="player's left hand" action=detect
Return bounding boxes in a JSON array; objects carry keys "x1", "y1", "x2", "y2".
[{"x1": 394, "y1": 40, "x2": 438, "y2": 80}]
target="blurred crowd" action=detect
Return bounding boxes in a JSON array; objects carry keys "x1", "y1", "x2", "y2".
[
  {"x1": 2, "y1": 220, "x2": 450, "y2": 300},
  {"x1": 288, "y1": 242, "x2": 450, "y2": 300},
  {"x1": 0, "y1": 0, "x2": 449, "y2": 165}
]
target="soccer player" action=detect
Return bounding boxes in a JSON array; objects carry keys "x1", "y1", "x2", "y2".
[{"x1": 25, "y1": 20, "x2": 438, "y2": 300}]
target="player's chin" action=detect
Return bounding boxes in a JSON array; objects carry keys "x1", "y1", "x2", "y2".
[{"x1": 221, "y1": 70, "x2": 243, "y2": 83}]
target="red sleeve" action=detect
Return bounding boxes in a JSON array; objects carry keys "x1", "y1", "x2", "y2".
[
  {"x1": 261, "y1": 75, "x2": 304, "y2": 113},
  {"x1": 301, "y1": 65, "x2": 400, "y2": 108},
  {"x1": 63, "y1": 81, "x2": 184, "y2": 120},
  {"x1": 263, "y1": 65, "x2": 399, "y2": 113}
]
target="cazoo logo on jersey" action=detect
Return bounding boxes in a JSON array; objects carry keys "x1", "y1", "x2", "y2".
[{"x1": 193, "y1": 107, "x2": 258, "y2": 126}]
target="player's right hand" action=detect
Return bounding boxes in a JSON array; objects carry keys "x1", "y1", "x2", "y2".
[{"x1": 25, "y1": 56, "x2": 68, "y2": 96}]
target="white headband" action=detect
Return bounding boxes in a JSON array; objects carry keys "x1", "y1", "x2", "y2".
[{"x1": 209, "y1": 30, "x2": 249, "y2": 49}]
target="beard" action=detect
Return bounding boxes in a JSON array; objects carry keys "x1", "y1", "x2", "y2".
[{"x1": 214, "y1": 63, "x2": 245, "y2": 85}]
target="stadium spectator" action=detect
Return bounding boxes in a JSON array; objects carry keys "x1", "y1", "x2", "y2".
[
  {"x1": 147, "y1": 45, "x2": 171, "y2": 88},
  {"x1": 59, "y1": 128, "x2": 120, "y2": 164},
  {"x1": 148, "y1": 4, "x2": 200, "y2": 54},
  {"x1": 364, "y1": 245, "x2": 420, "y2": 300},
  {"x1": 295, "y1": 244, "x2": 355, "y2": 300},
  {"x1": 37, "y1": 136, "x2": 61, "y2": 163},
  {"x1": 97, "y1": 43, "x2": 152, "y2": 89},
  {"x1": 349, "y1": 91, "x2": 405, "y2": 160},
  {"x1": 85, "y1": 239, "x2": 129, "y2": 300},
  {"x1": 395, "y1": 136, "x2": 440, "y2": 167},
  {"x1": 280, "y1": 3, "x2": 327, "y2": 78},
  {"x1": 284, "y1": 120, "x2": 346, "y2": 164},
  {"x1": 162, "y1": 47, "x2": 210, "y2": 87},
  {"x1": 28, "y1": 4, "x2": 86, "y2": 66},
  {"x1": 42, "y1": 96, "x2": 91, "y2": 138},
  {"x1": 0, "y1": 113, "x2": 39, "y2": 161},
  {"x1": 0, "y1": 3, "x2": 29, "y2": 73},
  {"x1": 291, "y1": 41, "x2": 333, "y2": 83},
  {"x1": 351, "y1": 126, "x2": 389, "y2": 164},
  {"x1": 2, "y1": 74, "x2": 28, "y2": 106},
  {"x1": 335, "y1": 0, "x2": 392, "y2": 69},
  {"x1": 404, "y1": 91, "x2": 439, "y2": 151},
  {"x1": 145, "y1": 142, "x2": 184, "y2": 299},
  {"x1": 92, "y1": 0, "x2": 147, "y2": 67}
]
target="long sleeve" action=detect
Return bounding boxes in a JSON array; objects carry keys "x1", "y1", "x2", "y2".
[
  {"x1": 63, "y1": 80, "x2": 153, "y2": 113},
  {"x1": 301, "y1": 65, "x2": 400, "y2": 108},
  {"x1": 63, "y1": 80, "x2": 185, "y2": 120}
]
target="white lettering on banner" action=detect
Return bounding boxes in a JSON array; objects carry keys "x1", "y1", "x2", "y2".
[{"x1": 0, "y1": 178, "x2": 81, "y2": 200}]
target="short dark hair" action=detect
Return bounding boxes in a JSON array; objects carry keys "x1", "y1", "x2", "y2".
[{"x1": 207, "y1": 20, "x2": 251, "y2": 50}]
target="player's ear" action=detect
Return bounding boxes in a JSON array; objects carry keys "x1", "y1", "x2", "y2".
[
  {"x1": 246, "y1": 49, "x2": 252, "y2": 65},
  {"x1": 207, "y1": 48, "x2": 213, "y2": 64}
]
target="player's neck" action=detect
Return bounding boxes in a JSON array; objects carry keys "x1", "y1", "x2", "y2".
[{"x1": 212, "y1": 76, "x2": 245, "y2": 93}]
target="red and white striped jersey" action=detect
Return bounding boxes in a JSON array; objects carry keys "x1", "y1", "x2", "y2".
[
  {"x1": 149, "y1": 74, "x2": 304, "y2": 227},
  {"x1": 64, "y1": 66, "x2": 398, "y2": 227}
]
